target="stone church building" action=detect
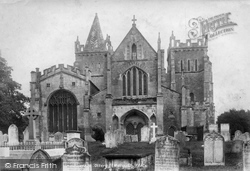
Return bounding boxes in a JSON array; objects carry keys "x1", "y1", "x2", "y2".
[{"x1": 30, "y1": 14, "x2": 214, "y2": 141}]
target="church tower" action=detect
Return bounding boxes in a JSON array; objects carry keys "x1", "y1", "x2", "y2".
[{"x1": 167, "y1": 33, "x2": 215, "y2": 138}]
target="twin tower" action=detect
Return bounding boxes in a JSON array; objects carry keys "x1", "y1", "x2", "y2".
[{"x1": 30, "y1": 14, "x2": 214, "y2": 141}]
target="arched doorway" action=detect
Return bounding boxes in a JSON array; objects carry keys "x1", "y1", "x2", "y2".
[
  {"x1": 48, "y1": 89, "x2": 78, "y2": 133},
  {"x1": 121, "y1": 109, "x2": 149, "y2": 141}
]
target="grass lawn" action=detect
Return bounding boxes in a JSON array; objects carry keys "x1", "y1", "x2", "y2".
[{"x1": 88, "y1": 140, "x2": 243, "y2": 171}]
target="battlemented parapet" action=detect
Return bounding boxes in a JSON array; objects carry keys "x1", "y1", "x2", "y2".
[
  {"x1": 39, "y1": 64, "x2": 86, "y2": 81},
  {"x1": 169, "y1": 31, "x2": 208, "y2": 49}
]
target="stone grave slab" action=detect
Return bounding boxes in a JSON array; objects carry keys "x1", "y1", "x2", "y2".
[
  {"x1": 234, "y1": 130, "x2": 242, "y2": 140},
  {"x1": 204, "y1": 131, "x2": 225, "y2": 166},
  {"x1": 23, "y1": 127, "x2": 29, "y2": 142},
  {"x1": 124, "y1": 135, "x2": 131, "y2": 143},
  {"x1": 141, "y1": 126, "x2": 150, "y2": 142},
  {"x1": 105, "y1": 131, "x2": 117, "y2": 148},
  {"x1": 155, "y1": 136, "x2": 180, "y2": 171},
  {"x1": 175, "y1": 131, "x2": 186, "y2": 149},
  {"x1": 8, "y1": 124, "x2": 19, "y2": 145},
  {"x1": 232, "y1": 140, "x2": 244, "y2": 153},
  {"x1": 131, "y1": 135, "x2": 138, "y2": 142},
  {"x1": 209, "y1": 124, "x2": 218, "y2": 133},
  {"x1": 54, "y1": 132, "x2": 63, "y2": 142},
  {"x1": 114, "y1": 129, "x2": 125, "y2": 145},
  {"x1": 62, "y1": 138, "x2": 91, "y2": 171}
]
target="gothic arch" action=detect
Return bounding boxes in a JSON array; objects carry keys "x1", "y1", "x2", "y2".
[
  {"x1": 112, "y1": 115, "x2": 119, "y2": 130},
  {"x1": 45, "y1": 89, "x2": 80, "y2": 106},
  {"x1": 122, "y1": 66, "x2": 148, "y2": 96},
  {"x1": 121, "y1": 109, "x2": 149, "y2": 140},
  {"x1": 47, "y1": 89, "x2": 78, "y2": 133}
]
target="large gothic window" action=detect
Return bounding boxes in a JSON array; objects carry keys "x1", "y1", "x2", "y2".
[
  {"x1": 48, "y1": 90, "x2": 78, "y2": 133},
  {"x1": 122, "y1": 67, "x2": 148, "y2": 96}
]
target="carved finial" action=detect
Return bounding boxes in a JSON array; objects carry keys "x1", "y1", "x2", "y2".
[
  {"x1": 77, "y1": 36, "x2": 79, "y2": 41},
  {"x1": 132, "y1": 15, "x2": 137, "y2": 26},
  {"x1": 95, "y1": 13, "x2": 98, "y2": 17},
  {"x1": 171, "y1": 31, "x2": 174, "y2": 37}
]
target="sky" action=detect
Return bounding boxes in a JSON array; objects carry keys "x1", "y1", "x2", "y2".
[{"x1": 0, "y1": 0, "x2": 249, "y2": 119}]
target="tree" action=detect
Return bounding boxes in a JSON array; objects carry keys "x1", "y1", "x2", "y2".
[
  {"x1": 217, "y1": 109, "x2": 250, "y2": 137},
  {"x1": 0, "y1": 56, "x2": 29, "y2": 134}
]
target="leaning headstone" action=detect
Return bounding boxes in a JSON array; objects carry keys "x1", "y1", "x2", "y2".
[
  {"x1": 105, "y1": 131, "x2": 117, "y2": 148},
  {"x1": 232, "y1": 140, "x2": 244, "y2": 153},
  {"x1": 62, "y1": 138, "x2": 91, "y2": 171},
  {"x1": 141, "y1": 126, "x2": 150, "y2": 142},
  {"x1": 155, "y1": 136, "x2": 180, "y2": 171},
  {"x1": 131, "y1": 135, "x2": 138, "y2": 142},
  {"x1": 0, "y1": 131, "x2": 3, "y2": 145},
  {"x1": 175, "y1": 131, "x2": 186, "y2": 149},
  {"x1": 204, "y1": 131, "x2": 225, "y2": 166},
  {"x1": 8, "y1": 124, "x2": 19, "y2": 145},
  {"x1": 23, "y1": 127, "x2": 29, "y2": 143},
  {"x1": 209, "y1": 124, "x2": 218, "y2": 133},
  {"x1": 54, "y1": 132, "x2": 63, "y2": 142},
  {"x1": 243, "y1": 141, "x2": 250, "y2": 171},
  {"x1": 234, "y1": 130, "x2": 242, "y2": 140}
]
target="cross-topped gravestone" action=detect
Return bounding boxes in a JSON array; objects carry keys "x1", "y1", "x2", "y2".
[
  {"x1": 132, "y1": 15, "x2": 137, "y2": 26},
  {"x1": 24, "y1": 107, "x2": 40, "y2": 140},
  {"x1": 150, "y1": 122, "x2": 158, "y2": 143}
]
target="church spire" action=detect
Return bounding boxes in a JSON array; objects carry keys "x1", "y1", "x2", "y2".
[{"x1": 84, "y1": 13, "x2": 106, "y2": 52}]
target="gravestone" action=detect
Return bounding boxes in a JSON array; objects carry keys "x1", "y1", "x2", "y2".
[
  {"x1": 105, "y1": 131, "x2": 117, "y2": 148},
  {"x1": 131, "y1": 135, "x2": 138, "y2": 142},
  {"x1": 66, "y1": 130, "x2": 81, "y2": 141},
  {"x1": 243, "y1": 141, "x2": 250, "y2": 171},
  {"x1": 8, "y1": 124, "x2": 19, "y2": 145},
  {"x1": 0, "y1": 131, "x2": 3, "y2": 145},
  {"x1": 175, "y1": 131, "x2": 186, "y2": 149},
  {"x1": 238, "y1": 132, "x2": 250, "y2": 143},
  {"x1": 204, "y1": 131, "x2": 225, "y2": 166},
  {"x1": 141, "y1": 126, "x2": 150, "y2": 142},
  {"x1": 23, "y1": 127, "x2": 29, "y2": 143},
  {"x1": 234, "y1": 130, "x2": 242, "y2": 140},
  {"x1": 54, "y1": 132, "x2": 63, "y2": 142},
  {"x1": 209, "y1": 124, "x2": 218, "y2": 133},
  {"x1": 220, "y1": 124, "x2": 230, "y2": 141},
  {"x1": 150, "y1": 123, "x2": 158, "y2": 143},
  {"x1": 114, "y1": 129, "x2": 125, "y2": 145},
  {"x1": 62, "y1": 138, "x2": 91, "y2": 171},
  {"x1": 3, "y1": 134, "x2": 8, "y2": 144},
  {"x1": 155, "y1": 136, "x2": 180, "y2": 171},
  {"x1": 124, "y1": 135, "x2": 131, "y2": 142},
  {"x1": 49, "y1": 134, "x2": 55, "y2": 142},
  {"x1": 232, "y1": 140, "x2": 244, "y2": 153}
]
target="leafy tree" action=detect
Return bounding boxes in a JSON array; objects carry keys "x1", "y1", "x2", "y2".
[
  {"x1": 217, "y1": 109, "x2": 250, "y2": 137},
  {"x1": 0, "y1": 56, "x2": 29, "y2": 134}
]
